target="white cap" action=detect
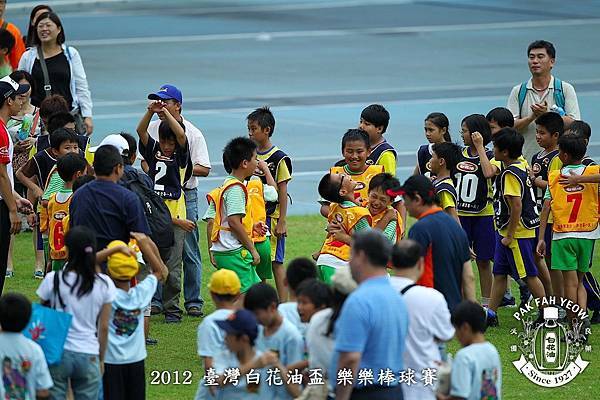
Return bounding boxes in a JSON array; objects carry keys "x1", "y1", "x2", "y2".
[
  {"x1": 544, "y1": 307, "x2": 559, "y2": 320},
  {"x1": 89, "y1": 134, "x2": 129, "y2": 156}
]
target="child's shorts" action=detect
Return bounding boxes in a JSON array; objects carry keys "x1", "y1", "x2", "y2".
[
  {"x1": 493, "y1": 233, "x2": 538, "y2": 280},
  {"x1": 459, "y1": 215, "x2": 495, "y2": 261},
  {"x1": 318, "y1": 265, "x2": 337, "y2": 284},
  {"x1": 51, "y1": 259, "x2": 66, "y2": 272},
  {"x1": 551, "y1": 238, "x2": 594, "y2": 273},
  {"x1": 267, "y1": 216, "x2": 286, "y2": 264},
  {"x1": 213, "y1": 247, "x2": 261, "y2": 293},
  {"x1": 535, "y1": 224, "x2": 553, "y2": 258},
  {"x1": 254, "y1": 240, "x2": 273, "y2": 280}
]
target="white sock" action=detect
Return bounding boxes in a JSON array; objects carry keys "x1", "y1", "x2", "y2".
[{"x1": 481, "y1": 297, "x2": 490, "y2": 307}]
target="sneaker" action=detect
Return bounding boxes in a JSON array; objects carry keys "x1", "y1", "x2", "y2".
[
  {"x1": 186, "y1": 306, "x2": 204, "y2": 318},
  {"x1": 165, "y1": 314, "x2": 182, "y2": 324},
  {"x1": 486, "y1": 309, "x2": 499, "y2": 328},
  {"x1": 499, "y1": 294, "x2": 516, "y2": 307},
  {"x1": 146, "y1": 337, "x2": 158, "y2": 346},
  {"x1": 33, "y1": 270, "x2": 44, "y2": 280},
  {"x1": 591, "y1": 310, "x2": 600, "y2": 325},
  {"x1": 5, "y1": 270, "x2": 14, "y2": 278},
  {"x1": 519, "y1": 285, "x2": 531, "y2": 309},
  {"x1": 150, "y1": 306, "x2": 163, "y2": 316}
]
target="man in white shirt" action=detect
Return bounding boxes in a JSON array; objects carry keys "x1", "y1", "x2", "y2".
[
  {"x1": 389, "y1": 239, "x2": 455, "y2": 400},
  {"x1": 507, "y1": 40, "x2": 580, "y2": 161},
  {"x1": 143, "y1": 85, "x2": 211, "y2": 317}
]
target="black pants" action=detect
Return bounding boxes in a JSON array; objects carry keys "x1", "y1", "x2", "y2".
[
  {"x1": 351, "y1": 384, "x2": 404, "y2": 400},
  {"x1": 103, "y1": 360, "x2": 145, "y2": 400},
  {"x1": 0, "y1": 200, "x2": 10, "y2": 296}
]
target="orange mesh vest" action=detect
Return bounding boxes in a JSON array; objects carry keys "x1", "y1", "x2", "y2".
[
  {"x1": 209, "y1": 179, "x2": 253, "y2": 243},
  {"x1": 370, "y1": 207, "x2": 404, "y2": 242},
  {"x1": 320, "y1": 203, "x2": 371, "y2": 261},
  {"x1": 330, "y1": 165, "x2": 384, "y2": 206},
  {"x1": 46, "y1": 193, "x2": 72, "y2": 260}
]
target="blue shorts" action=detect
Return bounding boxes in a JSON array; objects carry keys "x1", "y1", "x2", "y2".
[
  {"x1": 459, "y1": 215, "x2": 495, "y2": 261},
  {"x1": 535, "y1": 224, "x2": 553, "y2": 258},
  {"x1": 493, "y1": 232, "x2": 538, "y2": 280},
  {"x1": 267, "y1": 216, "x2": 286, "y2": 264}
]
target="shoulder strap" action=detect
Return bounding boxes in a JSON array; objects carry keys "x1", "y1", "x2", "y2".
[
  {"x1": 52, "y1": 271, "x2": 66, "y2": 310},
  {"x1": 553, "y1": 78, "x2": 565, "y2": 109},
  {"x1": 400, "y1": 283, "x2": 417, "y2": 295},
  {"x1": 36, "y1": 47, "x2": 53, "y2": 99},
  {"x1": 517, "y1": 82, "x2": 528, "y2": 119}
]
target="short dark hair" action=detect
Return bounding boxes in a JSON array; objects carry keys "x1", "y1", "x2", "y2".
[
  {"x1": 158, "y1": 120, "x2": 184, "y2": 142},
  {"x1": 39, "y1": 95, "x2": 69, "y2": 122},
  {"x1": 318, "y1": 173, "x2": 345, "y2": 204},
  {"x1": 361, "y1": 104, "x2": 390, "y2": 133},
  {"x1": 93, "y1": 145, "x2": 123, "y2": 176},
  {"x1": 244, "y1": 283, "x2": 279, "y2": 311},
  {"x1": 368, "y1": 173, "x2": 401, "y2": 198},
  {"x1": 462, "y1": 114, "x2": 492, "y2": 145},
  {"x1": 558, "y1": 134, "x2": 587, "y2": 162},
  {"x1": 9, "y1": 70, "x2": 35, "y2": 96},
  {"x1": 247, "y1": 106, "x2": 276, "y2": 137},
  {"x1": 0, "y1": 29, "x2": 15, "y2": 54},
  {"x1": 73, "y1": 175, "x2": 95, "y2": 192},
  {"x1": 528, "y1": 40, "x2": 556, "y2": 59},
  {"x1": 493, "y1": 128, "x2": 524, "y2": 159},
  {"x1": 32, "y1": 12, "x2": 66, "y2": 46},
  {"x1": 451, "y1": 300, "x2": 487, "y2": 333},
  {"x1": 0, "y1": 293, "x2": 32, "y2": 332},
  {"x1": 212, "y1": 293, "x2": 237, "y2": 303},
  {"x1": 119, "y1": 133, "x2": 137, "y2": 164},
  {"x1": 425, "y1": 112, "x2": 451, "y2": 142},
  {"x1": 401, "y1": 175, "x2": 436, "y2": 205},
  {"x1": 352, "y1": 230, "x2": 392, "y2": 268},
  {"x1": 568, "y1": 120, "x2": 592, "y2": 140},
  {"x1": 535, "y1": 112, "x2": 564, "y2": 137},
  {"x1": 286, "y1": 258, "x2": 317, "y2": 292},
  {"x1": 57, "y1": 153, "x2": 87, "y2": 182},
  {"x1": 391, "y1": 240, "x2": 422, "y2": 269},
  {"x1": 486, "y1": 107, "x2": 514, "y2": 128},
  {"x1": 432, "y1": 142, "x2": 461, "y2": 172},
  {"x1": 223, "y1": 137, "x2": 257, "y2": 171},
  {"x1": 49, "y1": 128, "x2": 78, "y2": 150},
  {"x1": 296, "y1": 279, "x2": 332, "y2": 309},
  {"x1": 47, "y1": 112, "x2": 76, "y2": 135},
  {"x1": 341, "y1": 129, "x2": 370, "y2": 152}
]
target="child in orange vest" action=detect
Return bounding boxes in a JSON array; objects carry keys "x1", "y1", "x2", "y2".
[{"x1": 366, "y1": 173, "x2": 404, "y2": 243}]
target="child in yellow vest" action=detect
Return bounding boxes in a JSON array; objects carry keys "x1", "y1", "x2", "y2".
[
  {"x1": 316, "y1": 173, "x2": 371, "y2": 283},
  {"x1": 538, "y1": 134, "x2": 600, "y2": 326},
  {"x1": 39, "y1": 153, "x2": 87, "y2": 272},
  {"x1": 203, "y1": 137, "x2": 262, "y2": 293},
  {"x1": 366, "y1": 173, "x2": 404, "y2": 243}
]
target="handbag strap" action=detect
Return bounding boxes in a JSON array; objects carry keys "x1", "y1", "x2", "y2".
[
  {"x1": 52, "y1": 271, "x2": 66, "y2": 310},
  {"x1": 400, "y1": 283, "x2": 417, "y2": 295},
  {"x1": 36, "y1": 46, "x2": 52, "y2": 99}
]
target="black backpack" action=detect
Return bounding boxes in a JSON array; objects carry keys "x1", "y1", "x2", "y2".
[{"x1": 121, "y1": 169, "x2": 174, "y2": 249}]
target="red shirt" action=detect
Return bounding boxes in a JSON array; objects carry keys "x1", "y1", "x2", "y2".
[{"x1": 0, "y1": 119, "x2": 10, "y2": 165}]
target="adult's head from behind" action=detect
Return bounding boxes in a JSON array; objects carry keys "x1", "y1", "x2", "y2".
[
  {"x1": 451, "y1": 300, "x2": 487, "y2": 346},
  {"x1": 400, "y1": 175, "x2": 436, "y2": 218},
  {"x1": 27, "y1": 5, "x2": 54, "y2": 47},
  {"x1": 391, "y1": 239, "x2": 424, "y2": 281},
  {"x1": 0, "y1": 293, "x2": 32, "y2": 332},
  {"x1": 93, "y1": 145, "x2": 124, "y2": 180},
  {"x1": 0, "y1": 76, "x2": 29, "y2": 117},
  {"x1": 349, "y1": 230, "x2": 392, "y2": 283},
  {"x1": 64, "y1": 226, "x2": 101, "y2": 298},
  {"x1": 33, "y1": 12, "x2": 65, "y2": 47},
  {"x1": 147, "y1": 84, "x2": 182, "y2": 120},
  {"x1": 527, "y1": 40, "x2": 555, "y2": 77}
]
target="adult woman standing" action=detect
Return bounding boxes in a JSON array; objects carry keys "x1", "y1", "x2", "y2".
[{"x1": 18, "y1": 12, "x2": 93, "y2": 135}]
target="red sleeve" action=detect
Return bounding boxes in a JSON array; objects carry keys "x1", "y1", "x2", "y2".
[{"x1": 0, "y1": 126, "x2": 9, "y2": 165}]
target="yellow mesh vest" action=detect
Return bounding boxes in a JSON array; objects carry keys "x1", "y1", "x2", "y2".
[
  {"x1": 320, "y1": 203, "x2": 371, "y2": 261},
  {"x1": 210, "y1": 179, "x2": 253, "y2": 243},
  {"x1": 47, "y1": 193, "x2": 72, "y2": 260},
  {"x1": 370, "y1": 207, "x2": 404, "y2": 242},
  {"x1": 330, "y1": 165, "x2": 385, "y2": 205},
  {"x1": 246, "y1": 180, "x2": 267, "y2": 243}
]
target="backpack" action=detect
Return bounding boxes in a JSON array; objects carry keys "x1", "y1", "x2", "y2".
[
  {"x1": 517, "y1": 78, "x2": 565, "y2": 118},
  {"x1": 122, "y1": 169, "x2": 174, "y2": 249}
]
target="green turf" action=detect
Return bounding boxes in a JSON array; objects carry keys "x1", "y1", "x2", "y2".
[{"x1": 4, "y1": 215, "x2": 600, "y2": 399}]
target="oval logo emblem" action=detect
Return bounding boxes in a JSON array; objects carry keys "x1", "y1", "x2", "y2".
[
  {"x1": 457, "y1": 161, "x2": 478, "y2": 173},
  {"x1": 532, "y1": 163, "x2": 541, "y2": 174},
  {"x1": 334, "y1": 213, "x2": 344, "y2": 223},
  {"x1": 565, "y1": 184, "x2": 584, "y2": 193}
]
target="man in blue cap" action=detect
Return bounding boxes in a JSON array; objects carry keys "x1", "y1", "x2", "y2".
[{"x1": 143, "y1": 84, "x2": 211, "y2": 318}]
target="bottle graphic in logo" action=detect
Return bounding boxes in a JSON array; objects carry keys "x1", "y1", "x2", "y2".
[{"x1": 533, "y1": 307, "x2": 568, "y2": 371}]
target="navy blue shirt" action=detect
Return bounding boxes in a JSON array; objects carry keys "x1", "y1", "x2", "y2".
[
  {"x1": 408, "y1": 209, "x2": 470, "y2": 311},
  {"x1": 70, "y1": 179, "x2": 150, "y2": 250}
]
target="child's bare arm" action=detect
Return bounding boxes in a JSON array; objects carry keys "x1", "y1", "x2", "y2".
[
  {"x1": 502, "y1": 195, "x2": 521, "y2": 246},
  {"x1": 275, "y1": 180, "x2": 289, "y2": 237},
  {"x1": 472, "y1": 132, "x2": 498, "y2": 178},
  {"x1": 161, "y1": 107, "x2": 187, "y2": 148},
  {"x1": 136, "y1": 105, "x2": 156, "y2": 147},
  {"x1": 537, "y1": 199, "x2": 551, "y2": 257}
]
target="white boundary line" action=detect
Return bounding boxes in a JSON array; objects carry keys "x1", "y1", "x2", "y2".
[{"x1": 70, "y1": 18, "x2": 600, "y2": 47}]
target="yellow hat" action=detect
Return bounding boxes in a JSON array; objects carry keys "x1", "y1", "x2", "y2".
[
  {"x1": 107, "y1": 240, "x2": 139, "y2": 280},
  {"x1": 208, "y1": 269, "x2": 241, "y2": 295}
]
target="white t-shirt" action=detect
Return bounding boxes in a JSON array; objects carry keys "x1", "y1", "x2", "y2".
[
  {"x1": 277, "y1": 302, "x2": 307, "y2": 337},
  {"x1": 305, "y1": 308, "x2": 334, "y2": 374},
  {"x1": 105, "y1": 275, "x2": 158, "y2": 365},
  {"x1": 0, "y1": 333, "x2": 53, "y2": 400},
  {"x1": 197, "y1": 308, "x2": 235, "y2": 359},
  {"x1": 507, "y1": 76, "x2": 580, "y2": 161},
  {"x1": 147, "y1": 116, "x2": 211, "y2": 189},
  {"x1": 36, "y1": 270, "x2": 117, "y2": 355},
  {"x1": 390, "y1": 276, "x2": 455, "y2": 400}
]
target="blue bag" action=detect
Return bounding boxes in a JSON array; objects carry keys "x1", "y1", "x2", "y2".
[{"x1": 23, "y1": 272, "x2": 72, "y2": 365}]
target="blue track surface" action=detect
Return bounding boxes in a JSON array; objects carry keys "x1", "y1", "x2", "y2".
[{"x1": 7, "y1": 0, "x2": 600, "y2": 214}]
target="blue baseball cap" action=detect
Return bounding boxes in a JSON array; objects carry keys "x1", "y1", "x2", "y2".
[
  {"x1": 147, "y1": 84, "x2": 182, "y2": 104},
  {"x1": 216, "y1": 309, "x2": 258, "y2": 341}
]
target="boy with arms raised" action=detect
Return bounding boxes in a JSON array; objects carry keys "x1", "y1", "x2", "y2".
[
  {"x1": 358, "y1": 104, "x2": 396, "y2": 175},
  {"x1": 248, "y1": 106, "x2": 292, "y2": 300},
  {"x1": 430, "y1": 142, "x2": 461, "y2": 224}
]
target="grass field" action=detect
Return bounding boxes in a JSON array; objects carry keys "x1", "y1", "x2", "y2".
[{"x1": 4, "y1": 215, "x2": 600, "y2": 399}]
